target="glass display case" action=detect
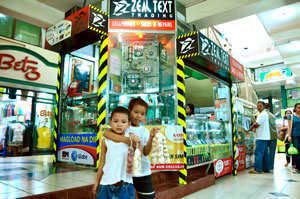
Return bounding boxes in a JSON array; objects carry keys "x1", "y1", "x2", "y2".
[
  {"x1": 234, "y1": 98, "x2": 256, "y2": 169},
  {"x1": 62, "y1": 93, "x2": 98, "y2": 134},
  {"x1": 106, "y1": 32, "x2": 177, "y2": 124},
  {"x1": 186, "y1": 118, "x2": 231, "y2": 166}
]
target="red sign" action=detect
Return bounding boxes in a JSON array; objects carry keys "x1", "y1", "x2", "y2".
[
  {"x1": 0, "y1": 53, "x2": 40, "y2": 81},
  {"x1": 237, "y1": 145, "x2": 246, "y2": 172},
  {"x1": 230, "y1": 56, "x2": 245, "y2": 82},
  {"x1": 214, "y1": 157, "x2": 232, "y2": 178},
  {"x1": 151, "y1": 163, "x2": 184, "y2": 170},
  {"x1": 109, "y1": 19, "x2": 175, "y2": 31}
]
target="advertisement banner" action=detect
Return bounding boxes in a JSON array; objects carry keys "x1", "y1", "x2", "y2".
[
  {"x1": 236, "y1": 145, "x2": 246, "y2": 172},
  {"x1": 98, "y1": 125, "x2": 184, "y2": 170},
  {"x1": 230, "y1": 56, "x2": 245, "y2": 82},
  {"x1": 260, "y1": 68, "x2": 291, "y2": 82},
  {"x1": 58, "y1": 133, "x2": 97, "y2": 166},
  {"x1": 109, "y1": 0, "x2": 176, "y2": 31},
  {"x1": 214, "y1": 157, "x2": 232, "y2": 178}
]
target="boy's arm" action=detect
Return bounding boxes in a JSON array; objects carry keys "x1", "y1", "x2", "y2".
[
  {"x1": 143, "y1": 127, "x2": 159, "y2": 156},
  {"x1": 92, "y1": 139, "x2": 107, "y2": 197},
  {"x1": 103, "y1": 129, "x2": 131, "y2": 146}
]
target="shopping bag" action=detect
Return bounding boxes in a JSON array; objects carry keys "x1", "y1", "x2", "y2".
[{"x1": 288, "y1": 143, "x2": 299, "y2": 155}]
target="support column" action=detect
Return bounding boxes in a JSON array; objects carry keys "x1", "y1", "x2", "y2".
[
  {"x1": 177, "y1": 58, "x2": 187, "y2": 184},
  {"x1": 281, "y1": 85, "x2": 287, "y2": 109},
  {"x1": 230, "y1": 76, "x2": 237, "y2": 176},
  {"x1": 96, "y1": 35, "x2": 108, "y2": 168}
]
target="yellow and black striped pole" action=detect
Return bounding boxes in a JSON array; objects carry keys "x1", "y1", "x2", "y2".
[
  {"x1": 53, "y1": 54, "x2": 64, "y2": 164},
  {"x1": 177, "y1": 58, "x2": 187, "y2": 185},
  {"x1": 96, "y1": 35, "x2": 108, "y2": 168},
  {"x1": 230, "y1": 75, "x2": 237, "y2": 176}
]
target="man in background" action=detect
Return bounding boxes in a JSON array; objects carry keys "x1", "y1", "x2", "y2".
[
  {"x1": 247, "y1": 101, "x2": 270, "y2": 174},
  {"x1": 264, "y1": 103, "x2": 277, "y2": 171}
]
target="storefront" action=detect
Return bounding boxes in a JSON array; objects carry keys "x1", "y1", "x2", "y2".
[
  {"x1": 0, "y1": 36, "x2": 58, "y2": 157},
  {"x1": 177, "y1": 31, "x2": 246, "y2": 178}
]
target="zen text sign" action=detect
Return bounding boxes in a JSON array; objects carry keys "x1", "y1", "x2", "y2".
[
  {"x1": 0, "y1": 45, "x2": 57, "y2": 89},
  {"x1": 109, "y1": 0, "x2": 176, "y2": 31}
]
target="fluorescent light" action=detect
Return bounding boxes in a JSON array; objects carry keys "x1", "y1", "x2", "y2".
[
  {"x1": 0, "y1": 13, "x2": 6, "y2": 18},
  {"x1": 272, "y1": 6, "x2": 296, "y2": 20}
]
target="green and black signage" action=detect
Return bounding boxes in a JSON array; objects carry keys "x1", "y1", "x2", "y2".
[{"x1": 198, "y1": 32, "x2": 230, "y2": 72}]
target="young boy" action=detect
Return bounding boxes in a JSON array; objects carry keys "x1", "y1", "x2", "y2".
[
  {"x1": 92, "y1": 107, "x2": 137, "y2": 199},
  {"x1": 104, "y1": 98, "x2": 159, "y2": 199}
]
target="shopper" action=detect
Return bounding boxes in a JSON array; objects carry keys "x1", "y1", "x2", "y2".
[
  {"x1": 263, "y1": 103, "x2": 277, "y2": 171},
  {"x1": 186, "y1": 103, "x2": 195, "y2": 117},
  {"x1": 246, "y1": 101, "x2": 270, "y2": 174},
  {"x1": 92, "y1": 107, "x2": 137, "y2": 199},
  {"x1": 280, "y1": 110, "x2": 295, "y2": 167},
  {"x1": 104, "y1": 98, "x2": 159, "y2": 199},
  {"x1": 288, "y1": 103, "x2": 300, "y2": 173}
]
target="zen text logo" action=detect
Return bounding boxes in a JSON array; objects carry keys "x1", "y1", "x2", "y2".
[
  {"x1": 92, "y1": 12, "x2": 106, "y2": 27},
  {"x1": 179, "y1": 37, "x2": 195, "y2": 54},
  {"x1": 112, "y1": 0, "x2": 174, "y2": 19}
]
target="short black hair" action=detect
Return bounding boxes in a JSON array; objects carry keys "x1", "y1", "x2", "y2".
[
  {"x1": 257, "y1": 101, "x2": 265, "y2": 106},
  {"x1": 111, "y1": 107, "x2": 130, "y2": 120},
  {"x1": 186, "y1": 103, "x2": 195, "y2": 115},
  {"x1": 264, "y1": 103, "x2": 270, "y2": 109},
  {"x1": 128, "y1": 97, "x2": 148, "y2": 112}
]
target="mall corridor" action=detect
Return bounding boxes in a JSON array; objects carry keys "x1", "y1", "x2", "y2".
[
  {"x1": 182, "y1": 153, "x2": 298, "y2": 199},
  {"x1": 0, "y1": 153, "x2": 298, "y2": 199}
]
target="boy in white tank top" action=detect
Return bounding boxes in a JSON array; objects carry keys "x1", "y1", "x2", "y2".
[{"x1": 92, "y1": 107, "x2": 138, "y2": 199}]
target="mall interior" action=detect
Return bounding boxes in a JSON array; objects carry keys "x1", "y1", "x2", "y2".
[{"x1": 0, "y1": 0, "x2": 300, "y2": 198}]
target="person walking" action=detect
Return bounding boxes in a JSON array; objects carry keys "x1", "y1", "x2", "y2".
[
  {"x1": 288, "y1": 103, "x2": 300, "y2": 173},
  {"x1": 280, "y1": 110, "x2": 295, "y2": 168},
  {"x1": 246, "y1": 101, "x2": 270, "y2": 174},
  {"x1": 264, "y1": 103, "x2": 277, "y2": 171}
]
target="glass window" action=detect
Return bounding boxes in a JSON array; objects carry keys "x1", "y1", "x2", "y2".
[
  {"x1": 14, "y1": 20, "x2": 41, "y2": 46},
  {"x1": 0, "y1": 13, "x2": 13, "y2": 38}
]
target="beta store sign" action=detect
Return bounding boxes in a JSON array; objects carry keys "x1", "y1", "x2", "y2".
[
  {"x1": 109, "y1": 0, "x2": 175, "y2": 30},
  {"x1": 0, "y1": 45, "x2": 57, "y2": 89}
]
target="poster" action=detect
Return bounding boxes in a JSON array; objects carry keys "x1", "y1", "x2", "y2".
[
  {"x1": 260, "y1": 68, "x2": 291, "y2": 83},
  {"x1": 58, "y1": 133, "x2": 97, "y2": 166},
  {"x1": 71, "y1": 57, "x2": 93, "y2": 94},
  {"x1": 98, "y1": 125, "x2": 184, "y2": 170},
  {"x1": 236, "y1": 145, "x2": 246, "y2": 172},
  {"x1": 214, "y1": 157, "x2": 232, "y2": 178}
]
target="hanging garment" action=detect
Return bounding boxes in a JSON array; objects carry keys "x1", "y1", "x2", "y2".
[
  {"x1": 36, "y1": 126, "x2": 51, "y2": 149},
  {"x1": 0, "y1": 124, "x2": 7, "y2": 148},
  {"x1": 22, "y1": 121, "x2": 32, "y2": 147},
  {"x1": 11, "y1": 123, "x2": 26, "y2": 143}
]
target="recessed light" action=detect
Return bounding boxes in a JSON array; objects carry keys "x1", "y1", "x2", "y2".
[
  {"x1": 272, "y1": 6, "x2": 296, "y2": 20},
  {"x1": 260, "y1": 64, "x2": 264, "y2": 66},
  {"x1": 244, "y1": 47, "x2": 248, "y2": 50}
]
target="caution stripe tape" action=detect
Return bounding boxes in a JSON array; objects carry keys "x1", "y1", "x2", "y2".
[
  {"x1": 177, "y1": 58, "x2": 187, "y2": 185},
  {"x1": 96, "y1": 35, "x2": 108, "y2": 168},
  {"x1": 230, "y1": 75, "x2": 237, "y2": 176}
]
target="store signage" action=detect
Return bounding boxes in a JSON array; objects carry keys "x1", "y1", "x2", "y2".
[
  {"x1": 0, "y1": 45, "x2": 57, "y2": 90},
  {"x1": 58, "y1": 133, "x2": 97, "y2": 166},
  {"x1": 109, "y1": 0, "x2": 176, "y2": 31},
  {"x1": 198, "y1": 32, "x2": 230, "y2": 72},
  {"x1": 46, "y1": 20, "x2": 72, "y2": 46},
  {"x1": 260, "y1": 68, "x2": 291, "y2": 83},
  {"x1": 214, "y1": 157, "x2": 232, "y2": 178},
  {"x1": 236, "y1": 145, "x2": 246, "y2": 172},
  {"x1": 177, "y1": 32, "x2": 199, "y2": 58},
  {"x1": 230, "y1": 56, "x2": 245, "y2": 82}
]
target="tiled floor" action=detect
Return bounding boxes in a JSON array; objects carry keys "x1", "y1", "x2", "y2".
[
  {"x1": 0, "y1": 153, "x2": 299, "y2": 199},
  {"x1": 0, "y1": 155, "x2": 95, "y2": 199},
  {"x1": 181, "y1": 153, "x2": 300, "y2": 199}
]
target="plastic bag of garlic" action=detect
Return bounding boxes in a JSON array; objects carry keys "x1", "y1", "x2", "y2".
[
  {"x1": 132, "y1": 142, "x2": 142, "y2": 176},
  {"x1": 151, "y1": 131, "x2": 171, "y2": 164}
]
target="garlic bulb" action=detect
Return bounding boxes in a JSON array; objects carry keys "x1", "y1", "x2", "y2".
[
  {"x1": 150, "y1": 131, "x2": 170, "y2": 164},
  {"x1": 133, "y1": 142, "x2": 142, "y2": 176}
]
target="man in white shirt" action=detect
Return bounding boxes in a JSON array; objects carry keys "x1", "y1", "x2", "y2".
[{"x1": 246, "y1": 101, "x2": 270, "y2": 174}]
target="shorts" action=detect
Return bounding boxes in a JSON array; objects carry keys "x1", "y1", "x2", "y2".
[
  {"x1": 96, "y1": 183, "x2": 135, "y2": 199},
  {"x1": 133, "y1": 175, "x2": 155, "y2": 199}
]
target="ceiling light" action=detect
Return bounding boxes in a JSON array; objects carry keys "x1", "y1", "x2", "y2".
[
  {"x1": 244, "y1": 47, "x2": 248, "y2": 50},
  {"x1": 286, "y1": 41, "x2": 300, "y2": 50},
  {"x1": 0, "y1": 13, "x2": 6, "y2": 18},
  {"x1": 272, "y1": 6, "x2": 296, "y2": 20}
]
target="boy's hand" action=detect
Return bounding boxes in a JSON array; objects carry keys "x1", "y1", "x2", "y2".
[
  {"x1": 150, "y1": 127, "x2": 160, "y2": 138},
  {"x1": 92, "y1": 184, "x2": 98, "y2": 198},
  {"x1": 129, "y1": 133, "x2": 141, "y2": 144}
]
